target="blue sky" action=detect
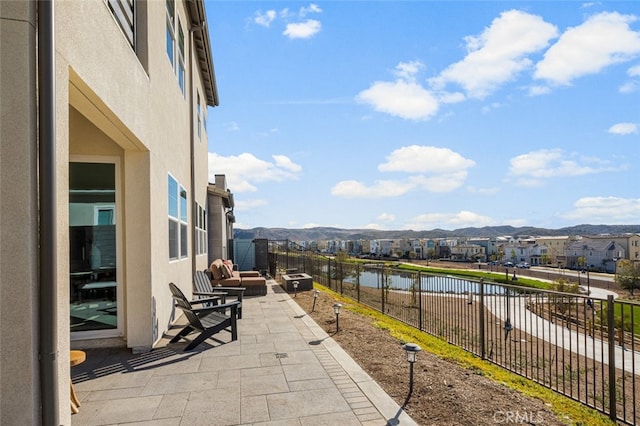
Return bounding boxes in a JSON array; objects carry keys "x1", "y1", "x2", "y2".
[{"x1": 204, "y1": 1, "x2": 640, "y2": 231}]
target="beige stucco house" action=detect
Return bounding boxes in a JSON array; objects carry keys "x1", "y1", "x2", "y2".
[
  {"x1": 207, "y1": 174, "x2": 235, "y2": 264},
  {"x1": 1, "y1": 0, "x2": 218, "y2": 423}
]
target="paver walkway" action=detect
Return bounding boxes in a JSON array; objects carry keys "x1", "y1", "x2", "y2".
[{"x1": 71, "y1": 280, "x2": 416, "y2": 425}]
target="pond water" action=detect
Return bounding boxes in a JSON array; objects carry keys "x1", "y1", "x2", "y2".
[{"x1": 343, "y1": 269, "x2": 507, "y2": 295}]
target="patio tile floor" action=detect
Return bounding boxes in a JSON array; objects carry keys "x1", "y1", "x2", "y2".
[{"x1": 71, "y1": 280, "x2": 416, "y2": 425}]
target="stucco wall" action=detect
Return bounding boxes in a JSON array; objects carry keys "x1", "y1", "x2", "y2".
[
  {"x1": 1, "y1": 0, "x2": 215, "y2": 421},
  {"x1": 57, "y1": 0, "x2": 212, "y2": 351},
  {"x1": 0, "y1": 3, "x2": 42, "y2": 424}
]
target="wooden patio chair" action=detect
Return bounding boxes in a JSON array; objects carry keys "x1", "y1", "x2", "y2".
[
  {"x1": 168, "y1": 282, "x2": 240, "y2": 351},
  {"x1": 194, "y1": 270, "x2": 245, "y2": 319}
]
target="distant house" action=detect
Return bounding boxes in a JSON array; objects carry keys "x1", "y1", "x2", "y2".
[
  {"x1": 1, "y1": 1, "x2": 218, "y2": 423},
  {"x1": 467, "y1": 237, "x2": 498, "y2": 258},
  {"x1": 566, "y1": 240, "x2": 626, "y2": 273},
  {"x1": 582, "y1": 234, "x2": 640, "y2": 264},
  {"x1": 450, "y1": 244, "x2": 486, "y2": 262}
]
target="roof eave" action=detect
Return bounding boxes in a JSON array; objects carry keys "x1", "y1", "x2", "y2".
[{"x1": 187, "y1": 0, "x2": 219, "y2": 107}]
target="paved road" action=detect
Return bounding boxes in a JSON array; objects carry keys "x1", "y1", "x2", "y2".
[
  {"x1": 403, "y1": 261, "x2": 637, "y2": 373},
  {"x1": 484, "y1": 288, "x2": 640, "y2": 375}
]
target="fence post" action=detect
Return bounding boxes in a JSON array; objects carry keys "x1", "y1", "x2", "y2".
[
  {"x1": 607, "y1": 295, "x2": 617, "y2": 422},
  {"x1": 479, "y1": 278, "x2": 486, "y2": 360},
  {"x1": 418, "y1": 271, "x2": 423, "y2": 331},
  {"x1": 328, "y1": 258, "x2": 332, "y2": 290},
  {"x1": 356, "y1": 264, "x2": 360, "y2": 303},
  {"x1": 286, "y1": 239, "x2": 290, "y2": 271},
  {"x1": 381, "y1": 267, "x2": 385, "y2": 314}
]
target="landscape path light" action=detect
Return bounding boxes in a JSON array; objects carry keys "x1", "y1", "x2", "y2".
[
  {"x1": 333, "y1": 303, "x2": 342, "y2": 332},
  {"x1": 293, "y1": 280, "x2": 299, "y2": 298},
  {"x1": 402, "y1": 342, "x2": 422, "y2": 406},
  {"x1": 311, "y1": 289, "x2": 319, "y2": 313}
]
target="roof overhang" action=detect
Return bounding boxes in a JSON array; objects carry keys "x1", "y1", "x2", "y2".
[{"x1": 187, "y1": 0, "x2": 219, "y2": 107}]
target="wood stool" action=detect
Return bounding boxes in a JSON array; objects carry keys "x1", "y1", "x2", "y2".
[{"x1": 70, "y1": 350, "x2": 86, "y2": 414}]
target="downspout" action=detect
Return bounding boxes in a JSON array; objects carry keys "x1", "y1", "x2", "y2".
[
  {"x1": 37, "y1": 0, "x2": 59, "y2": 424},
  {"x1": 189, "y1": 22, "x2": 204, "y2": 277}
]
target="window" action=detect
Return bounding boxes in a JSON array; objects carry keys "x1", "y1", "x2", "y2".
[
  {"x1": 166, "y1": 0, "x2": 185, "y2": 95},
  {"x1": 203, "y1": 109, "x2": 207, "y2": 137},
  {"x1": 107, "y1": 0, "x2": 135, "y2": 47},
  {"x1": 195, "y1": 203, "x2": 207, "y2": 255},
  {"x1": 177, "y1": 21, "x2": 185, "y2": 95},
  {"x1": 165, "y1": 0, "x2": 175, "y2": 65},
  {"x1": 180, "y1": 185, "x2": 188, "y2": 258},
  {"x1": 168, "y1": 175, "x2": 188, "y2": 260},
  {"x1": 168, "y1": 175, "x2": 179, "y2": 260},
  {"x1": 196, "y1": 93, "x2": 202, "y2": 139},
  {"x1": 96, "y1": 208, "x2": 115, "y2": 225}
]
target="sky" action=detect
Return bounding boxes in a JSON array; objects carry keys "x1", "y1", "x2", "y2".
[{"x1": 203, "y1": 1, "x2": 640, "y2": 231}]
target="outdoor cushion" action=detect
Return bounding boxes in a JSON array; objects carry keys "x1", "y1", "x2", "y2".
[{"x1": 210, "y1": 259, "x2": 224, "y2": 280}]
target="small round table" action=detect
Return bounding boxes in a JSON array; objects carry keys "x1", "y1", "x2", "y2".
[{"x1": 70, "y1": 350, "x2": 86, "y2": 414}]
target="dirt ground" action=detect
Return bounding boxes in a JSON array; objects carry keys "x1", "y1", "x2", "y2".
[{"x1": 290, "y1": 287, "x2": 574, "y2": 426}]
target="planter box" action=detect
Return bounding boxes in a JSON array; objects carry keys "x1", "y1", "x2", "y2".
[{"x1": 282, "y1": 273, "x2": 313, "y2": 292}]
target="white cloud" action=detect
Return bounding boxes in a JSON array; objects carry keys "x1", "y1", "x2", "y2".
[
  {"x1": 619, "y1": 81, "x2": 639, "y2": 93},
  {"x1": 561, "y1": 197, "x2": 640, "y2": 224},
  {"x1": 299, "y1": 4, "x2": 322, "y2": 17},
  {"x1": 357, "y1": 80, "x2": 439, "y2": 120},
  {"x1": 251, "y1": 5, "x2": 322, "y2": 39},
  {"x1": 620, "y1": 65, "x2": 640, "y2": 93},
  {"x1": 254, "y1": 10, "x2": 276, "y2": 27},
  {"x1": 330, "y1": 179, "x2": 415, "y2": 198},
  {"x1": 273, "y1": 154, "x2": 303, "y2": 172},
  {"x1": 608, "y1": 122, "x2": 638, "y2": 135},
  {"x1": 333, "y1": 145, "x2": 474, "y2": 198},
  {"x1": 528, "y1": 85, "x2": 551, "y2": 96},
  {"x1": 301, "y1": 222, "x2": 322, "y2": 229},
  {"x1": 405, "y1": 211, "x2": 495, "y2": 230},
  {"x1": 431, "y1": 10, "x2": 557, "y2": 99},
  {"x1": 467, "y1": 186, "x2": 501, "y2": 195},
  {"x1": 208, "y1": 152, "x2": 302, "y2": 193},
  {"x1": 508, "y1": 149, "x2": 622, "y2": 186},
  {"x1": 438, "y1": 91, "x2": 466, "y2": 104},
  {"x1": 234, "y1": 198, "x2": 268, "y2": 212},
  {"x1": 393, "y1": 60, "x2": 424, "y2": 82},
  {"x1": 378, "y1": 145, "x2": 475, "y2": 173},
  {"x1": 409, "y1": 173, "x2": 470, "y2": 193},
  {"x1": 377, "y1": 213, "x2": 396, "y2": 222},
  {"x1": 481, "y1": 102, "x2": 503, "y2": 113},
  {"x1": 363, "y1": 223, "x2": 385, "y2": 230},
  {"x1": 535, "y1": 12, "x2": 640, "y2": 85},
  {"x1": 283, "y1": 19, "x2": 321, "y2": 39},
  {"x1": 357, "y1": 62, "x2": 439, "y2": 120}
]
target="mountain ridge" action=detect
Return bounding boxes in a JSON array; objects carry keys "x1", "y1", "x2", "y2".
[{"x1": 234, "y1": 224, "x2": 640, "y2": 241}]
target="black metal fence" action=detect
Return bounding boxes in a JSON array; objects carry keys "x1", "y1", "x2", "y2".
[{"x1": 270, "y1": 248, "x2": 640, "y2": 425}]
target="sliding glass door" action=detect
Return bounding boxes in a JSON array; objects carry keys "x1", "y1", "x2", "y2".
[{"x1": 69, "y1": 161, "x2": 119, "y2": 335}]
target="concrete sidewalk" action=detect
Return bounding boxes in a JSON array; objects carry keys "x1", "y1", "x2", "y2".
[{"x1": 71, "y1": 280, "x2": 416, "y2": 425}]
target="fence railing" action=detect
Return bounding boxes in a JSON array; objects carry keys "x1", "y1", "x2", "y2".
[{"x1": 269, "y1": 248, "x2": 640, "y2": 425}]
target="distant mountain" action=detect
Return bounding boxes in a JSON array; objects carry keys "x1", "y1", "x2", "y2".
[{"x1": 234, "y1": 224, "x2": 640, "y2": 241}]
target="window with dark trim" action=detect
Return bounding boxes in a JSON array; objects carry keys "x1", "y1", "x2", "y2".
[{"x1": 107, "y1": 0, "x2": 135, "y2": 47}]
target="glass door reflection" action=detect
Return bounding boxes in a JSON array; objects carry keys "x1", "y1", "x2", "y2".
[{"x1": 69, "y1": 162, "x2": 117, "y2": 332}]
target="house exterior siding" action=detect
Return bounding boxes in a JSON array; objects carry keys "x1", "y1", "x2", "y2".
[{"x1": 0, "y1": 1, "x2": 217, "y2": 423}]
